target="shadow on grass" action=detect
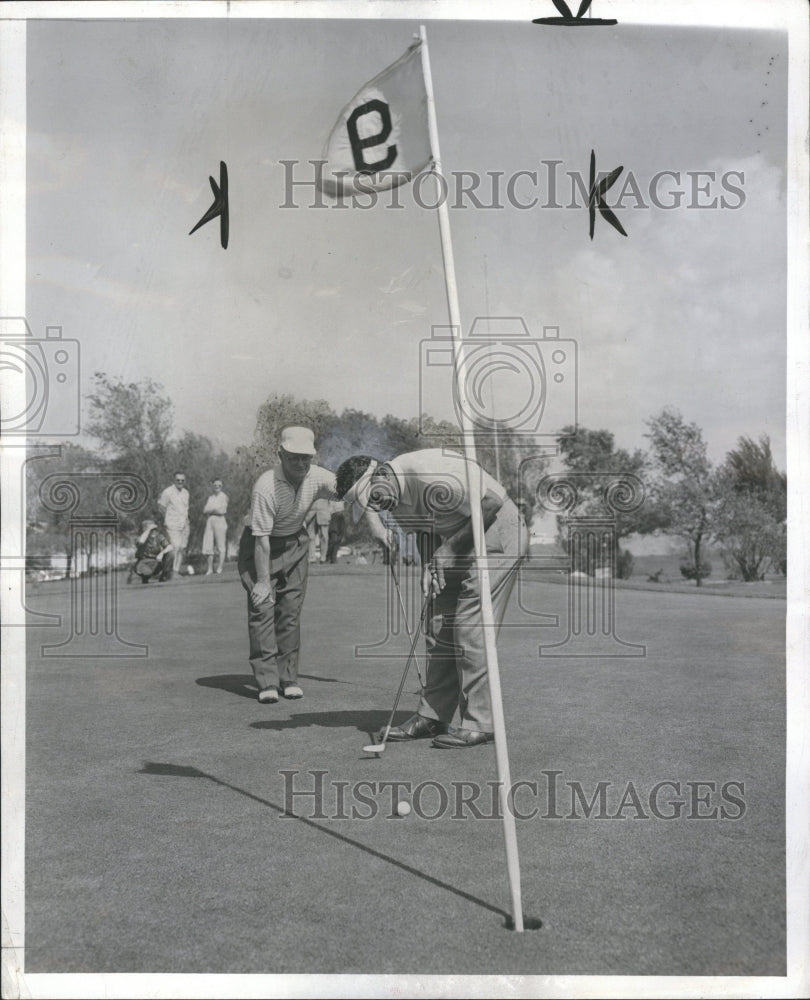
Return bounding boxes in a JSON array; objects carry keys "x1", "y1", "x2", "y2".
[
  {"x1": 250, "y1": 709, "x2": 408, "y2": 735},
  {"x1": 197, "y1": 673, "x2": 346, "y2": 700},
  {"x1": 196, "y1": 674, "x2": 257, "y2": 699},
  {"x1": 137, "y1": 761, "x2": 512, "y2": 925}
]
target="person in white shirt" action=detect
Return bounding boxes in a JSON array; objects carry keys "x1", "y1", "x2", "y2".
[
  {"x1": 202, "y1": 478, "x2": 229, "y2": 575},
  {"x1": 336, "y1": 449, "x2": 528, "y2": 749},
  {"x1": 158, "y1": 471, "x2": 190, "y2": 575},
  {"x1": 238, "y1": 426, "x2": 388, "y2": 704}
]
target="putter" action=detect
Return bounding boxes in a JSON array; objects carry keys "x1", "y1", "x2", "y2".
[
  {"x1": 387, "y1": 559, "x2": 425, "y2": 687},
  {"x1": 363, "y1": 587, "x2": 432, "y2": 755}
]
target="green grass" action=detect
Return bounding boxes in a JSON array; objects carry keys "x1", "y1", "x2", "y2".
[{"x1": 21, "y1": 565, "x2": 786, "y2": 976}]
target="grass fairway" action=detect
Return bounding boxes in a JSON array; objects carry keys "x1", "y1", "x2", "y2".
[{"x1": 22, "y1": 563, "x2": 785, "y2": 976}]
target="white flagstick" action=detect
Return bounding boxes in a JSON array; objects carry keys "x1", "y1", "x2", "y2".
[{"x1": 419, "y1": 24, "x2": 524, "y2": 933}]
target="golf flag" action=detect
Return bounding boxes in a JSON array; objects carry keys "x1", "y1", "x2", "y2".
[{"x1": 319, "y1": 39, "x2": 431, "y2": 197}]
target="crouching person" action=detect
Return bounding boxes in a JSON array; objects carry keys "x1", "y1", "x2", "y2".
[{"x1": 133, "y1": 519, "x2": 174, "y2": 584}]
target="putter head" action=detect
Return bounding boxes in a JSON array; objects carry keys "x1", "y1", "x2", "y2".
[{"x1": 363, "y1": 743, "x2": 385, "y2": 754}]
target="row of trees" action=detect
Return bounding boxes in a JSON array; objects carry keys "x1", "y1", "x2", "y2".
[
  {"x1": 27, "y1": 374, "x2": 243, "y2": 556},
  {"x1": 557, "y1": 409, "x2": 786, "y2": 584},
  {"x1": 27, "y1": 374, "x2": 786, "y2": 583},
  {"x1": 27, "y1": 376, "x2": 541, "y2": 555}
]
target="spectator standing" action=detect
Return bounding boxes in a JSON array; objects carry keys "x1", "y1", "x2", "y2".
[
  {"x1": 203, "y1": 478, "x2": 229, "y2": 575},
  {"x1": 158, "y1": 471, "x2": 190, "y2": 575}
]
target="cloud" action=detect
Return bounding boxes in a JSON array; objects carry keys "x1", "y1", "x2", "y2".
[
  {"x1": 29, "y1": 255, "x2": 177, "y2": 308},
  {"x1": 26, "y1": 131, "x2": 89, "y2": 195},
  {"x1": 547, "y1": 154, "x2": 787, "y2": 462}
]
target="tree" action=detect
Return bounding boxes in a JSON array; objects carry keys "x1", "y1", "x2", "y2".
[
  {"x1": 26, "y1": 443, "x2": 102, "y2": 530},
  {"x1": 714, "y1": 435, "x2": 787, "y2": 580},
  {"x1": 251, "y1": 394, "x2": 337, "y2": 470},
  {"x1": 725, "y1": 435, "x2": 786, "y2": 505},
  {"x1": 167, "y1": 431, "x2": 249, "y2": 553},
  {"x1": 548, "y1": 425, "x2": 663, "y2": 576},
  {"x1": 713, "y1": 485, "x2": 784, "y2": 581},
  {"x1": 26, "y1": 444, "x2": 106, "y2": 573},
  {"x1": 85, "y1": 373, "x2": 252, "y2": 557},
  {"x1": 644, "y1": 408, "x2": 718, "y2": 586},
  {"x1": 318, "y1": 408, "x2": 392, "y2": 469},
  {"x1": 557, "y1": 425, "x2": 664, "y2": 541},
  {"x1": 86, "y1": 372, "x2": 174, "y2": 509}
]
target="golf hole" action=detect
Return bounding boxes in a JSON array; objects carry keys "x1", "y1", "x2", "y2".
[{"x1": 503, "y1": 914, "x2": 543, "y2": 931}]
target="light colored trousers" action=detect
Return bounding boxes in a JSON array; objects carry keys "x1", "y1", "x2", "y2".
[
  {"x1": 416, "y1": 499, "x2": 529, "y2": 732},
  {"x1": 203, "y1": 514, "x2": 228, "y2": 555},
  {"x1": 238, "y1": 527, "x2": 310, "y2": 692}
]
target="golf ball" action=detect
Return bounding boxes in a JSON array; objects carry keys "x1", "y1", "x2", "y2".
[{"x1": 396, "y1": 800, "x2": 411, "y2": 817}]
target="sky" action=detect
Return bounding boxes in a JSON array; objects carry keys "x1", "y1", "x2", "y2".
[
  {"x1": 23, "y1": 14, "x2": 788, "y2": 468},
  {"x1": 3, "y1": 7, "x2": 807, "y2": 997}
]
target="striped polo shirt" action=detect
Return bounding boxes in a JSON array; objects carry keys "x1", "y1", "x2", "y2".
[
  {"x1": 385, "y1": 449, "x2": 506, "y2": 539},
  {"x1": 250, "y1": 464, "x2": 338, "y2": 537}
]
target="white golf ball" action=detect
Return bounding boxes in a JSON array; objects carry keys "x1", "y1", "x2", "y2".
[{"x1": 396, "y1": 800, "x2": 411, "y2": 817}]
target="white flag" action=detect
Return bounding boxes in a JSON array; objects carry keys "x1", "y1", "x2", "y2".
[{"x1": 319, "y1": 40, "x2": 432, "y2": 197}]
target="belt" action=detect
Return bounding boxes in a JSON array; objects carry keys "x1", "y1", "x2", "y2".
[{"x1": 270, "y1": 528, "x2": 309, "y2": 541}]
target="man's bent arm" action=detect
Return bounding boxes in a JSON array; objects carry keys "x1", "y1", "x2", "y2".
[
  {"x1": 363, "y1": 508, "x2": 391, "y2": 547},
  {"x1": 444, "y1": 493, "x2": 504, "y2": 556},
  {"x1": 254, "y1": 535, "x2": 272, "y2": 584}
]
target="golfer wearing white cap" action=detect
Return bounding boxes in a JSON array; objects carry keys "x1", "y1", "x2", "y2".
[{"x1": 238, "y1": 426, "x2": 388, "y2": 704}]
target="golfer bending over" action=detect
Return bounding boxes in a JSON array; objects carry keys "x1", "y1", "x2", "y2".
[
  {"x1": 239, "y1": 426, "x2": 391, "y2": 704},
  {"x1": 336, "y1": 449, "x2": 529, "y2": 749}
]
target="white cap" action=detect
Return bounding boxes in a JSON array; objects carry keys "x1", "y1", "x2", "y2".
[{"x1": 279, "y1": 426, "x2": 316, "y2": 456}]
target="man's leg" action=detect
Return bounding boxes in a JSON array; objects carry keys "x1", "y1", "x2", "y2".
[
  {"x1": 158, "y1": 552, "x2": 174, "y2": 582},
  {"x1": 165, "y1": 528, "x2": 181, "y2": 573},
  {"x1": 415, "y1": 573, "x2": 464, "y2": 725},
  {"x1": 318, "y1": 523, "x2": 329, "y2": 563},
  {"x1": 237, "y1": 527, "x2": 280, "y2": 694},
  {"x1": 203, "y1": 518, "x2": 214, "y2": 574},
  {"x1": 327, "y1": 520, "x2": 344, "y2": 563},
  {"x1": 451, "y1": 502, "x2": 528, "y2": 731},
  {"x1": 179, "y1": 526, "x2": 190, "y2": 573},
  {"x1": 306, "y1": 521, "x2": 318, "y2": 563},
  {"x1": 172, "y1": 531, "x2": 184, "y2": 573},
  {"x1": 448, "y1": 556, "x2": 523, "y2": 731},
  {"x1": 214, "y1": 519, "x2": 227, "y2": 572},
  {"x1": 383, "y1": 573, "x2": 459, "y2": 740},
  {"x1": 272, "y1": 532, "x2": 310, "y2": 689}
]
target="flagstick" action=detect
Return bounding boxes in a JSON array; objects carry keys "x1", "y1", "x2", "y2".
[
  {"x1": 419, "y1": 24, "x2": 524, "y2": 933},
  {"x1": 483, "y1": 256, "x2": 501, "y2": 483}
]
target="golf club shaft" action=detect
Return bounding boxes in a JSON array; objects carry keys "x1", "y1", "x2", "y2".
[
  {"x1": 388, "y1": 559, "x2": 425, "y2": 687},
  {"x1": 378, "y1": 590, "x2": 431, "y2": 746}
]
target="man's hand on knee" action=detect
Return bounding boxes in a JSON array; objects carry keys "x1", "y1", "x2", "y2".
[{"x1": 250, "y1": 580, "x2": 274, "y2": 608}]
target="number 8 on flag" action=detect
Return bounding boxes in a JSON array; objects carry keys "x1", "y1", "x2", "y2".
[{"x1": 319, "y1": 39, "x2": 432, "y2": 197}]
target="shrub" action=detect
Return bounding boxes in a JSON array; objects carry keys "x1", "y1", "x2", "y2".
[
  {"x1": 616, "y1": 548, "x2": 634, "y2": 579},
  {"x1": 680, "y1": 559, "x2": 712, "y2": 582}
]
